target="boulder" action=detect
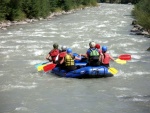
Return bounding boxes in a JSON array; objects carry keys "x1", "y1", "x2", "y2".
[{"x1": 147, "y1": 47, "x2": 150, "y2": 51}]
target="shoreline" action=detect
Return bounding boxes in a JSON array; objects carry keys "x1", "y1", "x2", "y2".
[
  {"x1": 130, "y1": 20, "x2": 150, "y2": 38},
  {"x1": 0, "y1": 7, "x2": 88, "y2": 30}
]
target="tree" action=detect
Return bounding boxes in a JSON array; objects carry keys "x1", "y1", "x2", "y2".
[
  {"x1": 0, "y1": 0, "x2": 10, "y2": 20},
  {"x1": 6, "y1": 0, "x2": 25, "y2": 21}
]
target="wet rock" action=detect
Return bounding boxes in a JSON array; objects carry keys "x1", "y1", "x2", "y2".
[
  {"x1": 130, "y1": 20, "x2": 150, "y2": 37},
  {"x1": 131, "y1": 20, "x2": 137, "y2": 25},
  {"x1": 147, "y1": 47, "x2": 150, "y2": 51}
]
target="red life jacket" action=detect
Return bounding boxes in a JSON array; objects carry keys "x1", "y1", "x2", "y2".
[
  {"x1": 58, "y1": 52, "x2": 66, "y2": 62},
  {"x1": 59, "y1": 52, "x2": 66, "y2": 58},
  {"x1": 102, "y1": 53, "x2": 111, "y2": 64},
  {"x1": 49, "y1": 49, "x2": 59, "y2": 62}
]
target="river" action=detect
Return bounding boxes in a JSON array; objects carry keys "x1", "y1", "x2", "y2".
[{"x1": 0, "y1": 3, "x2": 150, "y2": 113}]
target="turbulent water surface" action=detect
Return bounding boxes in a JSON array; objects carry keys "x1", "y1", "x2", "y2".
[{"x1": 0, "y1": 3, "x2": 150, "y2": 113}]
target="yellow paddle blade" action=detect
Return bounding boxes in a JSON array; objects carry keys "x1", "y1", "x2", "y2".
[
  {"x1": 37, "y1": 64, "x2": 47, "y2": 71},
  {"x1": 108, "y1": 67, "x2": 118, "y2": 75},
  {"x1": 115, "y1": 59, "x2": 126, "y2": 64}
]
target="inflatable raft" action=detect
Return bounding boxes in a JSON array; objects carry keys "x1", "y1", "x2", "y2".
[
  {"x1": 50, "y1": 53, "x2": 113, "y2": 78},
  {"x1": 51, "y1": 64, "x2": 113, "y2": 78}
]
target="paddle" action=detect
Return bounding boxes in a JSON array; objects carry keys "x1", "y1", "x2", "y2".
[
  {"x1": 118, "y1": 54, "x2": 131, "y2": 60},
  {"x1": 43, "y1": 63, "x2": 57, "y2": 72},
  {"x1": 108, "y1": 67, "x2": 118, "y2": 74},
  {"x1": 37, "y1": 64, "x2": 47, "y2": 71},
  {"x1": 35, "y1": 61, "x2": 49, "y2": 68},
  {"x1": 37, "y1": 62, "x2": 53, "y2": 71},
  {"x1": 43, "y1": 52, "x2": 66, "y2": 72},
  {"x1": 115, "y1": 59, "x2": 126, "y2": 64}
]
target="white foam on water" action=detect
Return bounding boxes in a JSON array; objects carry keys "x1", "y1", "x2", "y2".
[
  {"x1": 0, "y1": 73, "x2": 4, "y2": 77},
  {"x1": 15, "y1": 107, "x2": 28, "y2": 111},
  {"x1": 34, "y1": 29, "x2": 43, "y2": 31},
  {"x1": 132, "y1": 98, "x2": 149, "y2": 102},
  {"x1": 26, "y1": 45, "x2": 43, "y2": 49},
  {"x1": 103, "y1": 32, "x2": 121, "y2": 38},
  {"x1": 103, "y1": 20, "x2": 109, "y2": 23},
  {"x1": 7, "y1": 32, "x2": 13, "y2": 34},
  {"x1": 34, "y1": 31, "x2": 46, "y2": 34},
  {"x1": 114, "y1": 70, "x2": 125, "y2": 77},
  {"x1": 121, "y1": 21, "x2": 127, "y2": 24},
  {"x1": 5, "y1": 55, "x2": 10, "y2": 59},
  {"x1": 0, "y1": 83, "x2": 37, "y2": 92},
  {"x1": 131, "y1": 38, "x2": 147, "y2": 43},
  {"x1": 113, "y1": 87, "x2": 131, "y2": 91},
  {"x1": 0, "y1": 51, "x2": 9, "y2": 55},
  {"x1": 131, "y1": 54, "x2": 141, "y2": 59},
  {"x1": 49, "y1": 35, "x2": 55, "y2": 37},
  {"x1": 125, "y1": 50, "x2": 138, "y2": 54},
  {"x1": 33, "y1": 50, "x2": 44, "y2": 56},
  {"x1": 96, "y1": 24, "x2": 106, "y2": 28},
  {"x1": 60, "y1": 35, "x2": 66, "y2": 38},
  {"x1": 49, "y1": 27, "x2": 58, "y2": 30},
  {"x1": 117, "y1": 94, "x2": 128, "y2": 98},
  {"x1": 118, "y1": 43, "x2": 133, "y2": 47},
  {"x1": 50, "y1": 31, "x2": 59, "y2": 34},
  {"x1": 134, "y1": 71, "x2": 150, "y2": 75},
  {"x1": 16, "y1": 40, "x2": 36, "y2": 43},
  {"x1": 77, "y1": 26, "x2": 86, "y2": 30},
  {"x1": 1, "y1": 40, "x2": 7, "y2": 43},
  {"x1": 29, "y1": 60, "x2": 45, "y2": 65},
  {"x1": 0, "y1": 45, "x2": 17, "y2": 49},
  {"x1": 122, "y1": 71, "x2": 150, "y2": 78},
  {"x1": 129, "y1": 59, "x2": 139, "y2": 62},
  {"x1": 71, "y1": 43, "x2": 81, "y2": 49},
  {"x1": 117, "y1": 94, "x2": 150, "y2": 102}
]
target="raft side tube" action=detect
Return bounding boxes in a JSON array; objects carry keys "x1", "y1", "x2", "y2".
[{"x1": 51, "y1": 66, "x2": 113, "y2": 78}]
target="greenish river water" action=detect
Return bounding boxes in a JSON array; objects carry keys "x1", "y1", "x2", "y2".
[{"x1": 0, "y1": 3, "x2": 150, "y2": 113}]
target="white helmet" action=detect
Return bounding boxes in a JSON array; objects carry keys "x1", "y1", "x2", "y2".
[
  {"x1": 89, "y1": 41, "x2": 96, "y2": 48},
  {"x1": 61, "y1": 45, "x2": 67, "y2": 51}
]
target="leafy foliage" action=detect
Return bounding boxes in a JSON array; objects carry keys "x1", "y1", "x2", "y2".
[
  {"x1": 132, "y1": 0, "x2": 150, "y2": 29},
  {"x1": 0, "y1": 0, "x2": 98, "y2": 21},
  {"x1": 0, "y1": 0, "x2": 10, "y2": 21}
]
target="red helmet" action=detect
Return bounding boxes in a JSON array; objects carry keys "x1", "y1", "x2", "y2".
[{"x1": 95, "y1": 44, "x2": 100, "y2": 49}]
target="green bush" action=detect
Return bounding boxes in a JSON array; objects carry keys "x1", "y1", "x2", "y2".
[
  {"x1": 0, "y1": 0, "x2": 10, "y2": 21},
  {"x1": 132, "y1": 0, "x2": 150, "y2": 29},
  {"x1": 0, "y1": 0, "x2": 98, "y2": 21}
]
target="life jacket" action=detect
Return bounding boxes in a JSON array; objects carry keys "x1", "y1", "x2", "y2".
[
  {"x1": 89, "y1": 48, "x2": 100, "y2": 61},
  {"x1": 49, "y1": 49, "x2": 59, "y2": 62},
  {"x1": 65, "y1": 54, "x2": 74, "y2": 66},
  {"x1": 58, "y1": 52, "x2": 66, "y2": 62},
  {"x1": 102, "y1": 53, "x2": 110, "y2": 64},
  {"x1": 59, "y1": 52, "x2": 66, "y2": 58}
]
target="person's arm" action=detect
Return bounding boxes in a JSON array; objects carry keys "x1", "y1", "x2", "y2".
[
  {"x1": 46, "y1": 54, "x2": 50, "y2": 60},
  {"x1": 101, "y1": 54, "x2": 104, "y2": 64},
  {"x1": 81, "y1": 53, "x2": 88, "y2": 58},
  {"x1": 46, "y1": 53, "x2": 53, "y2": 62},
  {"x1": 59, "y1": 57, "x2": 64, "y2": 64},
  {"x1": 99, "y1": 54, "x2": 102, "y2": 62},
  {"x1": 74, "y1": 54, "x2": 81, "y2": 60},
  {"x1": 110, "y1": 55, "x2": 115, "y2": 61}
]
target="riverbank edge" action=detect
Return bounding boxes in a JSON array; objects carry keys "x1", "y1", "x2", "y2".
[
  {"x1": 0, "y1": 5, "x2": 98, "y2": 31},
  {"x1": 130, "y1": 20, "x2": 150, "y2": 51},
  {"x1": 130, "y1": 20, "x2": 150, "y2": 37}
]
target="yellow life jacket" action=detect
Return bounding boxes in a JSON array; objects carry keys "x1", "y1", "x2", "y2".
[{"x1": 65, "y1": 54, "x2": 74, "y2": 66}]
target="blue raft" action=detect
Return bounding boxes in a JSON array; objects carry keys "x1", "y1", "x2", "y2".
[
  {"x1": 51, "y1": 53, "x2": 113, "y2": 78},
  {"x1": 51, "y1": 63, "x2": 113, "y2": 78}
]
